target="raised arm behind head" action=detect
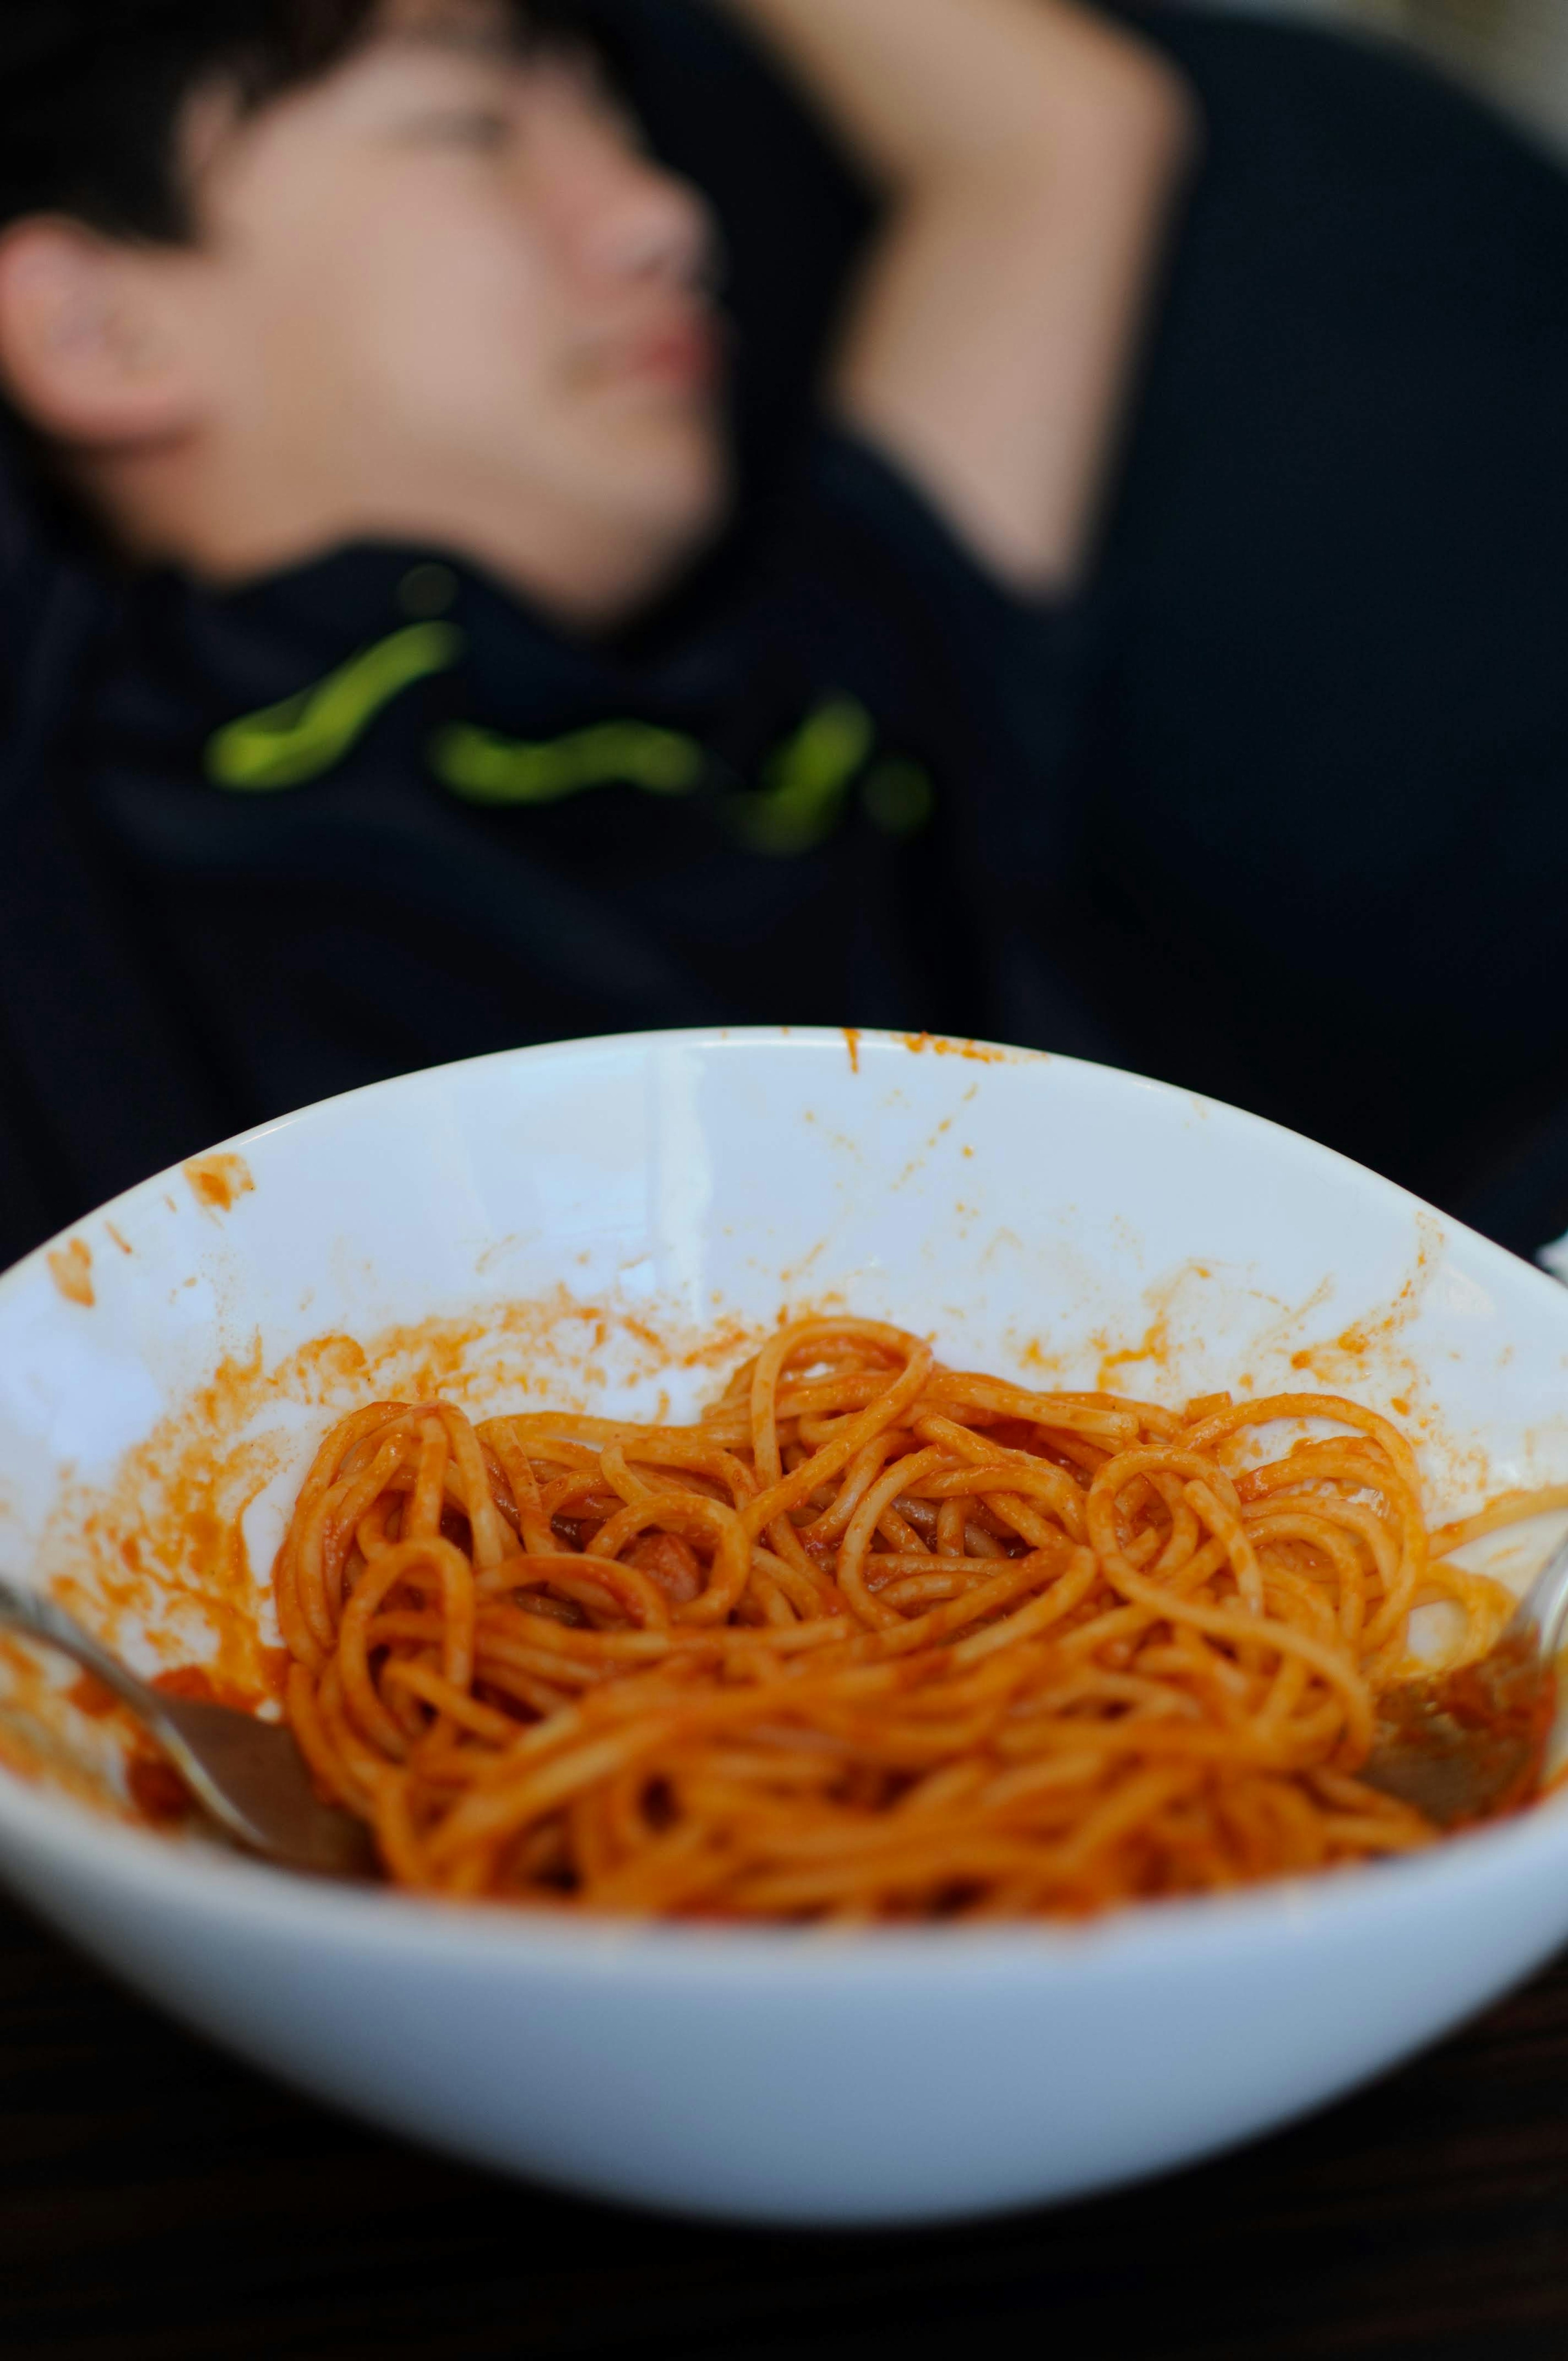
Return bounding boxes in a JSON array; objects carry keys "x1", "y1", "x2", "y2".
[{"x1": 717, "y1": 0, "x2": 1194, "y2": 591}]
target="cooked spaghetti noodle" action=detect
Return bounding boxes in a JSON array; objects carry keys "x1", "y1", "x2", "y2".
[{"x1": 274, "y1": 1318, "x2": 1553, "y2": 1918}]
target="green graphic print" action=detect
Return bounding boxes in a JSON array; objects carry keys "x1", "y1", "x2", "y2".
[
  {"x1": 431, "y1": 719, "x2": 705, "y2": 806},
  {"x1": 205, "y1": 626, "x2": 933, "y2": 851},
  {"x1": 205, "y1": 622, "x2": 463, "y2": 791}
]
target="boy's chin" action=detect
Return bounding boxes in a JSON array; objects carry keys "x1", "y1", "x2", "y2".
[{"x1": 616, "y1": 434, "x2": 734, "y2": 557}]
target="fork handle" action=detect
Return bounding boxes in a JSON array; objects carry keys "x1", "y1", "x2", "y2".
[
  {"x1": 1509, "y1": 1528, "x2": 1568, "y2": 1661},
  {"x1": 0, "y1": 1572, "x2": 162, "y2": 1723}
]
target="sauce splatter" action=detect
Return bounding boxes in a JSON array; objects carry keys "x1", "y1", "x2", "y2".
[
  {"x1": 183, "y1": 1153, "x2": 255, "y2": 1216},
  {"x1": 126, "y1": 1755, "x2": 192, "y2": 1824},
  {"x1": 897, "y1": 1031, "x2": 1012, "y2": 1065},
  {"x1": 0, "y1": 1635, "x2": 139, "y2": 1824},
  {"x1": 152, "y1": 1662, "x2": 276, "y2": 1714},
  {"x1": 1287, "y1": 1225, "x2": 1441, "y2": 1389},
  {"x1": 67, "y1": 1673, "x2": 118, "y2": 1719},
  {"x1": 843, "y1": 1027, "x2": 862, "y2": 1075},
  {"x1": 46, "y1": 1238, "x2": 94, "y2": 1309}
]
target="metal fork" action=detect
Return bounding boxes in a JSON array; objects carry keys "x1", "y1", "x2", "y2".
[
  {"x1": 0, "y1": 1572, "x2": 375, "y2": 1876},
  {"x1": 1361, "y1": 1529, "x2": 1568, "y2": 1828}
]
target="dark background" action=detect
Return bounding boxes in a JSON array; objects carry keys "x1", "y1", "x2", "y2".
[{"x1": 4, "y1": 1884, "x2": 1568, "y2": 2361}]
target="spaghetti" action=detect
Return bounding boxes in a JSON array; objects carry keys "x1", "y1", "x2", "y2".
[{"x1": 274, "y1": 1318, "x2": 1552, "y2": 1919}]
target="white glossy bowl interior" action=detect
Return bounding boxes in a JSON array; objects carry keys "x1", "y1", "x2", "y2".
[{"x1": 2, "y1": 1027, "x2": 1568, "y2": 2228}]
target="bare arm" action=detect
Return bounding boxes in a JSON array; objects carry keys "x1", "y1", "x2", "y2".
[{"x1": 713, "y1": 0, "x2": 1194, "y2": 591}]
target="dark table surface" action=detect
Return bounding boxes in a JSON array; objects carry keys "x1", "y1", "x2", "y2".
[{"x1": 5, "y1": 1889, "x2": 1568, "y2": 2361}]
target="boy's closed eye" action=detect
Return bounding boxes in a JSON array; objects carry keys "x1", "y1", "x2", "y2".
[{"x1": 393, "y1": 105, "x2": 517, "y2": 151}]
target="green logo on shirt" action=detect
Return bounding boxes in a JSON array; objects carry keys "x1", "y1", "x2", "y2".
[
  {"x1": 431, "y1": 718, "x2": 705, "y2": 805},
  {"x1": 205, "y1": 628, "x2": 933, "y2": 851},
  {"x1": 206, "y1": 621, "x2": 463, "y2": 792},
  {"x1": 719, "y1": 697, "x2": 875, "y2": 856}
]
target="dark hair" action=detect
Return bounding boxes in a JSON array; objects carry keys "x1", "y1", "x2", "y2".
[{"x1": 0, "y1": 0, "x2": 584, "y2": 246}]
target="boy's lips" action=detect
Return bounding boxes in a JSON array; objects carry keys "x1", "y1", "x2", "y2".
[{"x1": 597, "y1": 308, "x2": 724, "y2": 396}]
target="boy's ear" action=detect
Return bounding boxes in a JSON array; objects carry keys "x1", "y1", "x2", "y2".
[{"x1": 0, "y1": 217, "x2": 203, "y2": 448}]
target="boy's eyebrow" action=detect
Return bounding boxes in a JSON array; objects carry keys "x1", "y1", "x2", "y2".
[
  {"x1": 373, "y1": 0, "x2": 532, "y2": 61},
  {"x1": 380, "y1": 25, "x2": 526, "y2": 61}
]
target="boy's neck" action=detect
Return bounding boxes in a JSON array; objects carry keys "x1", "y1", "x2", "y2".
[{"x1": 76, "y1": 436, "x2": 720, "y2": 631}]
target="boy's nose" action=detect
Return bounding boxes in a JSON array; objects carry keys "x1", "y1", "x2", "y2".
[{"x1": 595, "y1": 155, "x2": 719, "y2": 293}]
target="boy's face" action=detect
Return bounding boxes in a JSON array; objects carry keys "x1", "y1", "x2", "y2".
[{"x1": 181, "y1": 0, "x2": 729, "y2": 592}]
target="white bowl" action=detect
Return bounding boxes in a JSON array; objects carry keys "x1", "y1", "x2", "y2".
[{"x1": 2, "y1": 1027, "x2": 1568, "y2": 2228}]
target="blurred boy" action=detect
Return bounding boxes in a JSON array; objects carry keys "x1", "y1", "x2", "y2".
[{"x1": 0, "y1": 0, "x2": 1185, "y2": 1255}]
